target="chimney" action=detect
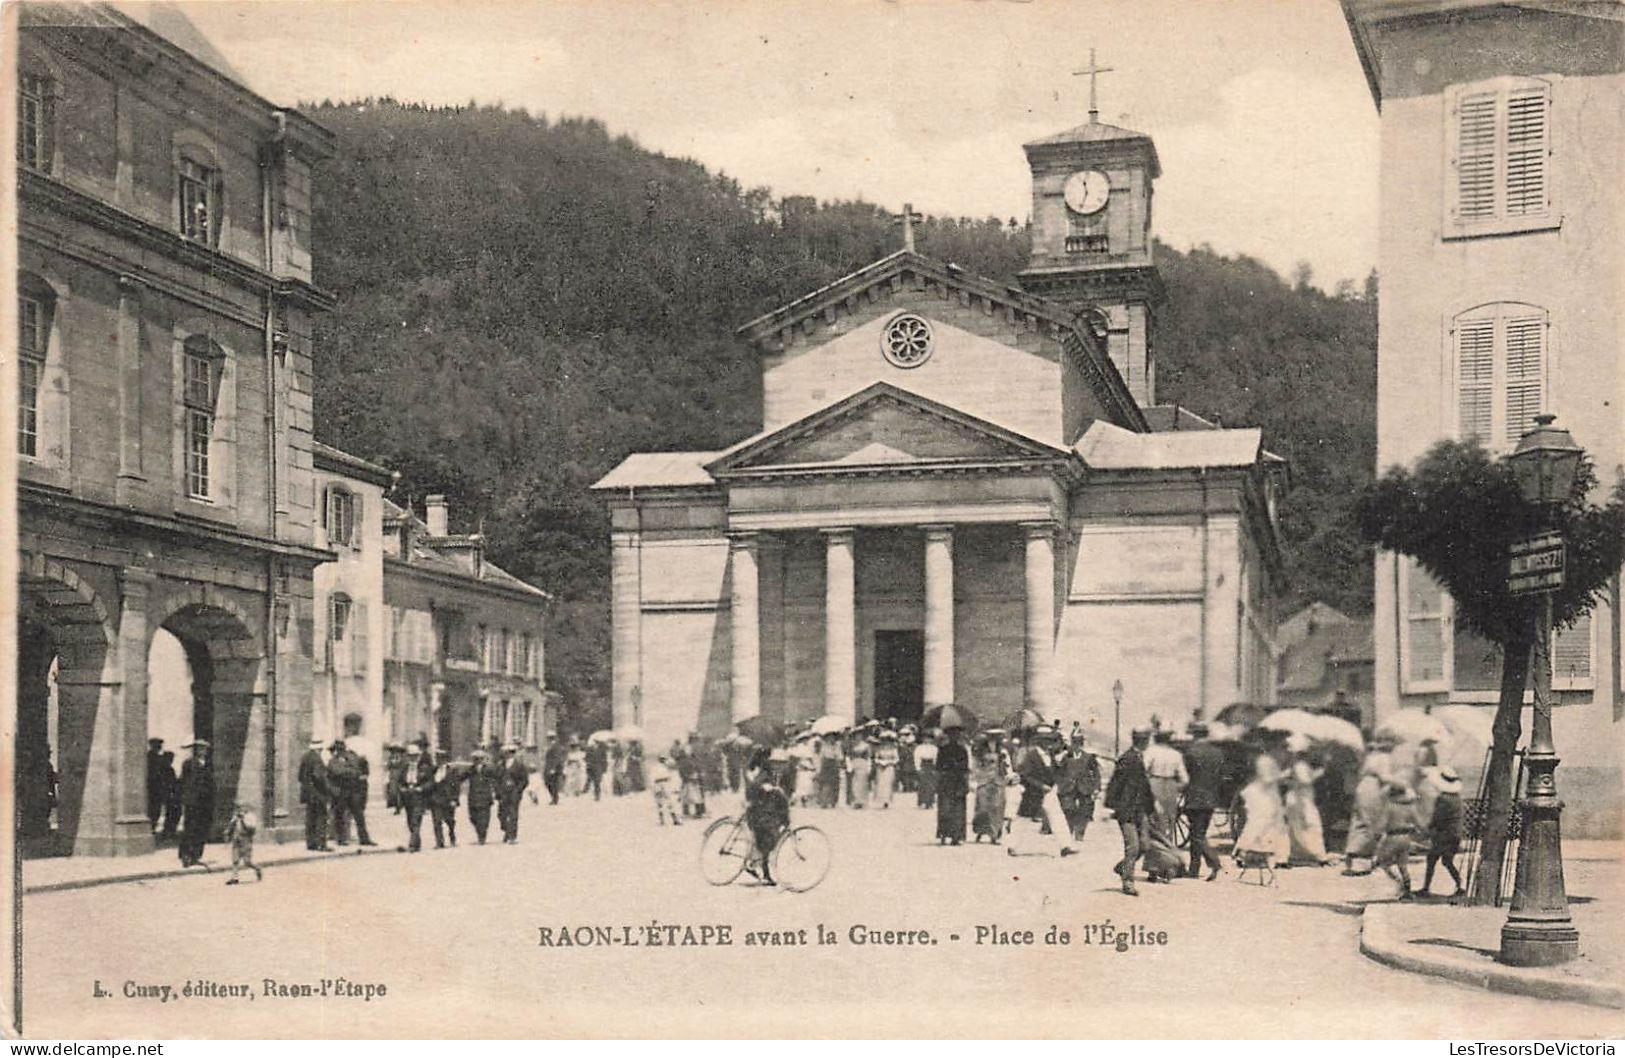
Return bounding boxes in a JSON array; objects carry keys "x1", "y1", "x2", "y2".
[{"x1": 425, "y1": 495, "x2": 448, "y2": 536}]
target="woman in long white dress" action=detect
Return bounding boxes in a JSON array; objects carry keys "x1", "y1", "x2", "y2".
[
  {"x1": 871, "y1": 734, "x2": 899, "y2": 808},
  {"x1": 847, "y1": 736, "x2": 873, "y2": 808},
  {"x1": 1235, "y1": 754, "x2": 1291, "y2": 867},
  {"x1": 1285, "y1": 750, "x2": 1334, "y2": 865},
  {"x1": 564, "y1": 743, "x2": 587, "y2": 797}
]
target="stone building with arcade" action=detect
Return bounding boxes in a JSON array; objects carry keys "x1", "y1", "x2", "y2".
[
  {"x1": 16, "y1": 2, "x2": 333, "y2": 855},
  {"x1": 595, "y1": 109, "x2": 1288, "y2": 752}
]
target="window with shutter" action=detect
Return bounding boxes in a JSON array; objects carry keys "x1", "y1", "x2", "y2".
[
  {"x1": 1453, "y1": 304, "x2": 1547, "y2": 453},
  {"x1": 1456, "y1": 91, "x2": 1497, "y2": 221},
  {"x1": 1402, "y1": 560, "x2": 1448, "y2": 692},
  {"x1": 351, "y1": 600, "x2": 368, "y2": 675},
  {"x1": 1446, "y1": 77, "x2": 1554, "y2": 238},
  {"x1": 1457, "y1": 318, "x2": 1495, "y2": 444},
  {"x1": 1503, "y1": 315, "x2": 1544, "y2": 446},
  {"x1": 1552, "y1": 613, "x2": 1593, "y2": 690},
  {"x1": 1504, "y1": 86, "x2": 1548, "y2": 216}
]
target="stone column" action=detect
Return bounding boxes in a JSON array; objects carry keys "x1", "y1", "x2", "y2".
[
  {"x1": 823, "y1": 528, "x2": 857, "y2": 724},
  {"x1": 1022, "y1": 522, "x2": 1058, "y2": 715},
  {"x1": 115, "y1": 275, "x2": 145, "y2": 504},
  {"x1": 610, "y1": 530, "x2": 642, "y2": 729},
  {"x1": 110, "y1": 567, "x2": 157, "y2": 855},
  {"x1": 922, "y1": 525, "x2": 955, "y2": 707},
  {"x1": 729, "y1": 532, "x2": 761, "y2": 722}
]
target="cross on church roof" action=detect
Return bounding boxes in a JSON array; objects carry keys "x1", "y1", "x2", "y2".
[
  {"x1": 893, "y1": 202, "x2": 924, "y2": 253},
  {"x1": 1073, "y1": 48, "x2": 1115, "y2": 124}
]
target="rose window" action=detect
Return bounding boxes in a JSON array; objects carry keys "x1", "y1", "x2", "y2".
[{"x1": 881, "y1": 313, "x2": 934, "y2": 368}]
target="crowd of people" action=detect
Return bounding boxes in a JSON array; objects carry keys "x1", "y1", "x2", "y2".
[{"x1": 680, "y1": 710, "x2": 1469, "y2": 902}]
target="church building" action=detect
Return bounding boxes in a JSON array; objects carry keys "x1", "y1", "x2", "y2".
[{"x1": 594, "y1": 107, "x2": 1288, "y2": 752}]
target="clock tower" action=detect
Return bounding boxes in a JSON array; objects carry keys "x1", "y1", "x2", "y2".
[{"x1": 1018, "y1": 116, "x2": 1163, "y2": 408}]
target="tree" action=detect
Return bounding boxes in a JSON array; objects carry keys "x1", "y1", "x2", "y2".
[{"x1": 1357, "y1": 441, "x2": 1624, "y2": 904}]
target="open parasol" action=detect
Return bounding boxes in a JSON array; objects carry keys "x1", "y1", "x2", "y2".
[
  {"x1": 1003, "y1": 707, "x2": 1044, "y2": 732},
  {"x1": 809, "y1": 714, "x2": 848, "y2": 736},
  {"x1": 585, "y1": 729, "x2": 616, "y2": 745},
  {"x1": 1215, "y1": 702, "x2": 1270, "y2": 731},
  {"x1": 1374, "y1": 710, "x2": 1449, "y2": 747},
  {"x1": 922, "y1": 703, "x2": 978, "y2": 734},
  {"x1": 1260, "y1": 708, "x2": 1364, "y2": 751},
  {"x1": 735, "y1": 715, "x2": 784, "y2": 745}
]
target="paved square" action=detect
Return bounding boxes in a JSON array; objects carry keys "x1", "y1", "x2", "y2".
[{"x1": 23, "y1": 793, "x2": 1625, "y2": 1037}]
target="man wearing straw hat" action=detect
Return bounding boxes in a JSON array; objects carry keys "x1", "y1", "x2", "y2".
[{"x1": 177, "y1": 738, "x2": 215, "y2": 868}]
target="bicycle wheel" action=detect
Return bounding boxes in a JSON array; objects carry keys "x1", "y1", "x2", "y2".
[
  {"x1": 1173, "y1": 793, "x2": 1191, "y2": 849},
  {"x1": 771, "y1": 825, "x2": 831, "y2": 892},
  {"x1": 699, "y1": 816, "x2": 751, "y2": 886}
]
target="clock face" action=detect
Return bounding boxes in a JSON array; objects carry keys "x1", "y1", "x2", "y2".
[{"x1": 1063, "y1": 170, "x2": 1111, "y2": 215}]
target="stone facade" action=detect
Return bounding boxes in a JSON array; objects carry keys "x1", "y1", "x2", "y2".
[
  {"x1": 380, "y1": 498, "x2": 554, "y2": 771},
  {"x1": 15, "y1": 3, "x2": 334, "y2": 855},
  {"x1": 1346, "y1": 0, "x2": 1624, "y2": 836},
  {"x1": 311, "y1": 444, "x2": 392, "y2": 789},
  {"x1": 597, "y1": 115, "x2": 1285, "y2": 755}
]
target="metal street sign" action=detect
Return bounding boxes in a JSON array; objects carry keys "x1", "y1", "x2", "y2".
[{"x1": 1508, "y1": 532, "x2": 1565, "y2": 595}]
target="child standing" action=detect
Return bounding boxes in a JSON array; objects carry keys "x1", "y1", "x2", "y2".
[
  {"x1": 225, "y1": 802, "x2": 263, "y2": 884},
  {"x1": 1375, "y1": 783, "x2": 1421, "y2": 900},
  {"x1": 650, "y1": 755, "x2": 681, "y2": 826},
  {"x1": 1423, "y1": 767, "x2": 1465, "y2": 896}
]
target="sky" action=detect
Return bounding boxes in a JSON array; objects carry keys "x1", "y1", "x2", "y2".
[{"x1": 168, "y1": 0, "x2": 1381, "y2": 290}]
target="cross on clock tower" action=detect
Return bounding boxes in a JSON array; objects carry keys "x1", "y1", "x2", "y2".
[{"x1": 1017, "y1": 57, "x2": 1163, "y2": 408}]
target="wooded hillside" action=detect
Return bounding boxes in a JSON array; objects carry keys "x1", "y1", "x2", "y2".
[{"x1": 307, "y1": 100, "x2": 1376, "y2": 729}]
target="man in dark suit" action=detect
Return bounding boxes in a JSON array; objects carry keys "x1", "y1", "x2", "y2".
[
  {"x1": 146, "y1": 738, "x2": 167, "y2": 832},
  {"x1": 585, "y1": 740, "x2": 608, "y2": 801},
  {"x1": 297, "y1": 737, "x2": 332, "y2": 851},
  {"x1": 1103, "y1": 727, "x2": 1156, "y2": 896},
  {"x1": 429, "y1": 750, "x2": 462, "y2": 849},
  {"x1": 465, "y1": 749, "x2": 499, "y2": 844},
  {"x1": 1182, "y1": 721, "x2": 1226, "y2": 880},
  {"x1": 177, "y1": 739, "x2": 215, "y2": 867},
  {"x1": 542, "y1": 739, "x2": 565, "y2": 805},
  {"x1": 497, "y1": 742, "x2": 530, "y2": 843},
  {"x1": 327, "y1": 740, "x2": 356, "y2": 845},
  {"x1": 391, "y1": 742, "x2": 433, "y2": 852}
]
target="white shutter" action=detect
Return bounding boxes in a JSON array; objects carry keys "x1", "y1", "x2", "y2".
[
  {"x1": 1504, "y1": 85, "x2": 1548, "y2": 217},
  {"x1": 1553, "y1": 613, "x2": 1593, "y2": 689},
  {"x1": 350, "y1": 494, "x2": 364, "y2": 548},
  {"x1": 1455, "y1": 91, "x2": 1498, "y2": 221},
  {"x1": 1503, "y1": 315, "x2": 1544, "y2": 446},
  {"x1": 1457, "y1": 318, "x2": 1495, "y2": 444}
]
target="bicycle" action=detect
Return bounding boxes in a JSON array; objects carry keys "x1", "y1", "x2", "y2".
[{"x1": 699, "y1": 813, "x2": 831, "y2": 892}]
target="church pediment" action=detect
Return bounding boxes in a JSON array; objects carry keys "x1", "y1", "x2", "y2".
[{"x1": 706, "y1": 383, "x2": 1073, "y2": 478}]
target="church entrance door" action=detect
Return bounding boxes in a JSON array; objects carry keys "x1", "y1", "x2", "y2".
[{"x1": 873, "y1": 630, "x2": 924, "y2": 724}]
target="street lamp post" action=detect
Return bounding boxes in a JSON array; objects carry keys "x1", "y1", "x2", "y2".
[
  {"x1": 1111, "y1": 678, "x2": 1124, "y2": 758},
  {"x1": 1500, "y1": 414, "x2": 1582, "y2": 968}
]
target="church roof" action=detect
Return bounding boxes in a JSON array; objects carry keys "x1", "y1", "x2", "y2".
[
  {"x1": 1142, "y1": 405, "x2": 1221, "y2": 432},
  {"x1": 1075, "y1": 419, "x2": 1266, "y2": 471},
  {"x1": 1023, "y1": 119, "x2": 1153, "y2": 148},
  {"x1": 737, "y1": 250, "x2": 1070, "y2": 341},
  {"x1": 1022, "y1": 119, "x2": 1161, "y2": 177},
  {"x1": 591, "y1": 451, "x2": 724, "y2": 491},
  {"x1": 704, "y1": 381, "x2": 1073, "y2": 478},
  {"x1": 735, "y1": 249, "x2": 1146, "y2": 434}
]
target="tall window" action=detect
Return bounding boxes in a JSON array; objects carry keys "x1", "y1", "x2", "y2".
[
  {"x1": 1448, "y1": 77, "x2": 1552, "y2": 235},
  {"x1": 1455, "y1": 304, "x2": 1547, "y2": 451},
  {"x1": 325, "y1": 487, "x2": 357, "y2": 547},
  {"x1": 182, "y1": 340, "x2": 220, "y2": 498},
  {"x1": 18, "y1": 73, "x2": 51, "y2": 173},
  {"x1": 18, "y1": 295, "x2": 46, "y2": 457},
  {"x1": 331, "y1": 595, "x2": 351, "y2": 643},
  {"x1": 179, "y1": 157, "x2": 218, "y2": 244}
]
